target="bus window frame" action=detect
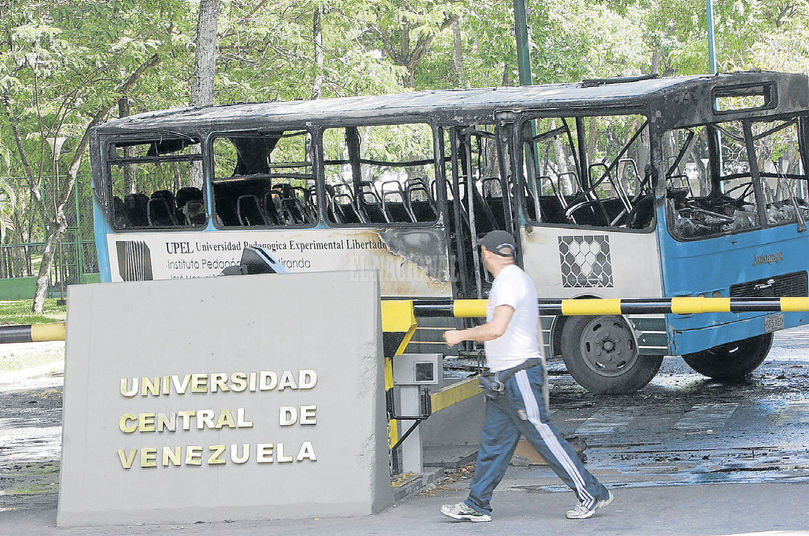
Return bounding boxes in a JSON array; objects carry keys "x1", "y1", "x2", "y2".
[
  {"x1": 101, "y1": 135, "x2": 208, "y2": 232},
  {"x1": 663, "y1": 112, "x2": 809, "y2": 243},
  {"x1": 317, "y1": 120, "x2": 446, "y2": 230},
  {"x1": 514, "y1": 111, "x2": 657, "y2": 234},
  {"x1": 207, "y1": 128, "x2": 319, "y2": 230}
]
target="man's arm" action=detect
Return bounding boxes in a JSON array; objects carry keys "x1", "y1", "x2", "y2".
[{"x1": 443, "y1": 305, "x2": 514, "y2": 347}]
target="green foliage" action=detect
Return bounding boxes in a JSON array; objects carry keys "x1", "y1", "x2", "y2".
[{"x1": 0, "y1": 0, "x2": 807, "y2": 283}]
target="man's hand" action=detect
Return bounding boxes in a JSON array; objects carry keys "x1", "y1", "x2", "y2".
[{"x1": 443, "y1": 329, "x2": 464, "y2": 347}]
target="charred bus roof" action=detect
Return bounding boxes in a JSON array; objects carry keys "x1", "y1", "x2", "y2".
[{"x1": 95, "y1": 71, "x2": 808, "y2": 136}]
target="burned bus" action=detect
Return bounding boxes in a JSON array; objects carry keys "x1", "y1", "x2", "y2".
[{"x1": 90, "y1": 71, "x2": 809, "y2": 393}]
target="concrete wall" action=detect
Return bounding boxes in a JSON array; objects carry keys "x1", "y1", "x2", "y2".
[{"x1": 57, "y1": 271, "x2": 392, "y2": 527}]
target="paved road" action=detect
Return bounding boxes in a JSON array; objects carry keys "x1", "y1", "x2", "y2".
[{"x1": 1, "y1": 329, "x2": 809, "y2": 533}]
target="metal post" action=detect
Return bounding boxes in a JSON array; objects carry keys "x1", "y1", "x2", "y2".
[
  {"x1": 706, "y1": 0, "x2": 717, "y2": 74},
  {"x1": 74, "y1": 177, "x2": 84, "y2": 284},
  {"x1": 513, "y1": 0, "x2": 542, "y2": 207},
  {"x1": 513, "y1": 0, "x2": 532, "y2": 86}
]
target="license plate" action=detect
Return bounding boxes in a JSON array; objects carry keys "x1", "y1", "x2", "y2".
[{"x1": 764, "y1": 313, "x2": 785, "y2": 333}]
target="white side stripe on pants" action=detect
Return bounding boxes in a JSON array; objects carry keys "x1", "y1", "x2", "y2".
[{"x1": 515, "y1": 370, "x2": 595, "y2": 508}]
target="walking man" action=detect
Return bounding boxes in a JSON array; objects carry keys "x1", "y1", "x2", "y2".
[{"x1": 440, "y1": 230, "x2": 612, "y2": 522}]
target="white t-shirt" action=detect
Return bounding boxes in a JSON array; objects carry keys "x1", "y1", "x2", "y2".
[{"x1": 484, "y1": 264, "x2": 542, "y2": 372}]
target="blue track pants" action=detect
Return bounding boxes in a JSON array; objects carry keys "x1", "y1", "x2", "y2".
[{"x1": 465, "y1": 364, "x2": 608, "y2": 514}]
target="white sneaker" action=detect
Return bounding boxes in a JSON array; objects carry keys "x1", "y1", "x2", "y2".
[
  {"x1": 566, "y1": 489, "x2": 614, "y2": 519},
  {"x1": 440, "y1": 502, "x2": 492, "y2": 522}
]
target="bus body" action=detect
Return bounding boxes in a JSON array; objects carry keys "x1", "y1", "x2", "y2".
[{"x1": 90, "y1": 71, "x2": 809, "y2": 393}]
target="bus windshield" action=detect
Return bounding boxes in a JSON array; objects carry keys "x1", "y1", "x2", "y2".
[{"x1": 664, "y1": 116, "x2": 808, "y2": 240}]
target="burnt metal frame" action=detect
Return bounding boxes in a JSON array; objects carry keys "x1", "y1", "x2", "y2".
[
  {"x1": 91, "y1": 72, "x2": 809, "y2": 290},
  {"x1": 103, "y1": 137, "x2": 208, "y2": 232},
  {"x1": 512, "y1": 109, "x2": 655, "y2": 233},
  {"x1": 664, "y1": 112, "x2": 809, "y2": 242}
]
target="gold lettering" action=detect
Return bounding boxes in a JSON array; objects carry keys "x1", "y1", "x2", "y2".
[
  {"x1": 171, "y1": 374, "x2": 191, "y2": 394},
  {"x1": 259, "y1": 371, "x2": 277, "y2": 390},
  {"x1": 297, "y1": 441, "x2": 317, "y2": 462},
  {"x1": 197, "y1": 409, "x2": 215, "y2": 430},
  {"x1": 190, "y1": 374, "x2": 208, "y2": 393},
  {"x1": 139, "y1": 412, "x2": 156, "y2": 432},
  {"x1": 211, "y1": 373, "x2": 229, "y2": 393},
  {"x1": 276, "y1": 442, "x2": 293, "y2": 463},
  {"x1": 231, "y1": 444, "x2": 249, "y2": 464},
  {"x1": 162, "y1": 375, "x2": 171, "y2": 395},
  {"x1": 236, "y1": 407, "x2": 253, "y2": 428},
  {"x1": 299, "y1": 370, "x2": 317, "y2": 389},
  {"x1": 178, "y1": 410, "x2": 196, "y2": 431},
  {"x1": 162, "y1": 446, "x2": 182, "y2": 466},
  {"x1": 185, "y1": 446, "x2": 203, "y2": 465},
  {"x1": 117, "y1": 449, "x2": 137, "y2": 469},
  {"x1": 249, "y1": 371, "x2": 257, "y2": 391},
  {"x1": 277, "y1": 371, "x2": 297, "y2": 390},
  {"x1": 141, "y1": 377, "x2": 160, "y2": 396},
  {"x1": 157, "y1": 413, "x2": 176, "y2": 432},
  {"x1": 208, "y1": 444, "x2": 226, "y2": 465},
  {"x1": 279, "y1": 407, "x2": 297, "y2": 426},
  {"x1": 141, "y1": 447, "x2": 157, "y2": 468},
  {"x1": 119, "y1": 414, "x2": 137, "y2": 433},
  {"x1": 256, "y1": 444, "x2": 274, "y2": 463},
  {"x1": 230, "y1": 372, "x2": 248, "y2": 392},
  {"x1": 120, "y1": 378, "x2": 138, "y2": 398},
  {"x1": 215, "y1": 409, "x2": 235, "y2": 429},
  {"x1": 300, "y1": 405, "x2": 317, "y2": 425}
]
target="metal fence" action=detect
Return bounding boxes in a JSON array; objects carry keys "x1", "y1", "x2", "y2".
[{"x1": 0, "y1": 174, "x2": 98, "y2": 299}]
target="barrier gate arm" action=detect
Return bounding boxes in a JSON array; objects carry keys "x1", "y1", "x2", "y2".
[
  {"x1": 412, "y1": 296, "x2": 809, "y2": 317},
  {"x1": 1, "y1": 296, "x2": 806, "y2": 345},
  {"x1": 0, "y1": 321, "x2": 66, "y2": 344}
]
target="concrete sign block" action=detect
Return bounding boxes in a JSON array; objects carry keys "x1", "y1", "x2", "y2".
[{"x1": 57, "y1": 271, "x2": 391, "y2": 527}]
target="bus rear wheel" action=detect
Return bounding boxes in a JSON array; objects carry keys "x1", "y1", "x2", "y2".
[
  {"x1": 560, "y1": 315, "x2": 663, "y2": 394},
  {"x1": 682, "y1": 333, "x2": 773, "y2": 380}
]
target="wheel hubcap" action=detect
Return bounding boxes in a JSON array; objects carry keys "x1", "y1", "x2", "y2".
[{"x1": 578, "y1": 317, "x2": 638, "y2": 377}]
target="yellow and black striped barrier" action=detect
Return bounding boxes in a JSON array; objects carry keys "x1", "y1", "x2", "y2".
[
  {"x1": 411, "y1": 296, "x2": 809, "y2": 318},
  {"x1": 379, "y1": 295, "x2": 809, "y2": 439},
  {"x1": 0, "y1": 322, "x2": 66, "y2": 344}
]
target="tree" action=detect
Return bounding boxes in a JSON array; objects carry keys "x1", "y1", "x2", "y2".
[{"x1": 0, "y1": 1, "x2": 179, "y2": 312}]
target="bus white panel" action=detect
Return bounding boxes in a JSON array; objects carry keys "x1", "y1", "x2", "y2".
[
  {"x1": 520, "y1": 228, "x2": 663, "y2": 299},
  {"x1": 106, "y1": 228, "x2": 451, "y2": 298}
]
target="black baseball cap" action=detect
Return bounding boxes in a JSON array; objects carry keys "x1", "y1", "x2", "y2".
[{"x1": 478, "y1": 230, "x2": 517, "y2": 257}]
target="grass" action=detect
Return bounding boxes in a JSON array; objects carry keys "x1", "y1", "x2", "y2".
[{"x1": 0, "y1": 299, "x2": 67, "y2": 326}]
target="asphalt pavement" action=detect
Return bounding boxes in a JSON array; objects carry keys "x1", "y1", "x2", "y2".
[{"x1": 1, "y1": 479, "x2": 808, "y2": 535}]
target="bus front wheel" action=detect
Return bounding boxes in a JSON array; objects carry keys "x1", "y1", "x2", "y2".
[
  {"x1": 561, "y1": 315, "x2": 663, "y2": 394},
  {"x1": 682, "y1": 333, "x2": 773, "y2": 380}
]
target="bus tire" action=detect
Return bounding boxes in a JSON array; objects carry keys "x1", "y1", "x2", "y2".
[
  {"x1": 682, "y1": 333, "x2": 773, "y2": 380},
  {"x1": 561, "y1": 315, "x2": 663, "y2": 394}
]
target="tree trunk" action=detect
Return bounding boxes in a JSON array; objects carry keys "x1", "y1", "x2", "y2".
[
  {"x1": 31, "y1": 214, "x2": 67, "y2": 313},
  {"x1": 190, "y1": 0, "x2": 220, "y2": 188},
  {"x1": 552, "y1": 120, "x2": 573, "y2": 195},
  {"x1": 452, "y1": 19, "x2": 468, "y2": 88},
  {"x1": 311, "y1": 6, "x2": 324, "y2": 100},
  {"x1": 191, "y1": 0, "x2": 220, "y2": 107}
]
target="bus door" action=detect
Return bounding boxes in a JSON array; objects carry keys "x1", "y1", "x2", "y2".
[
  {"x1": 442, "y1": 124, "x2": 517, "y2": 299},
  {"x1": 514, "y1": 112, "x2": 666, "y2": 393}
]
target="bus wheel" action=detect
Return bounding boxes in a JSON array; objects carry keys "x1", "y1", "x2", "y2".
[
  {"x1": 561, "y1": 315, "x2": 663, "y2": 394},
  {"x1": 682, "y1": 333, "x2": 773, "y2": 380}
]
